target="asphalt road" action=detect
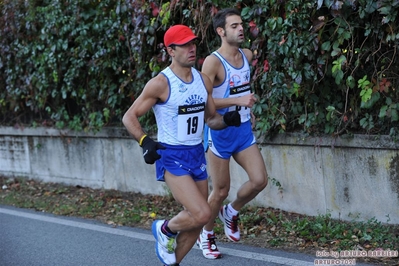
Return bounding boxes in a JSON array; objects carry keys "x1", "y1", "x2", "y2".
[{"x1": 0, "y1": 205, "x2": 375, "y2": 266}]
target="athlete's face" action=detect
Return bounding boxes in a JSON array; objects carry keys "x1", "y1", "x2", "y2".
[
  {"x1": 222, "y1": 15, "x2": 244, "y2": 46},
  {"x1": 168, "y1": 40, "x2": 197, "y2": 68}
]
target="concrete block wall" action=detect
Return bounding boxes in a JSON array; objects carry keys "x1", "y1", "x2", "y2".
[{"x1": 0, "y1": 126, "x2": 398, "y2": 224}]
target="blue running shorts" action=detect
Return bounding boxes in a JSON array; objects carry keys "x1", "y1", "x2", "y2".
[
  {"x1": 155, "y1": 143, "x2": 208, "y2": 182},
  {"x1": 207, "y1": 120, "x2": 256, "y2": 159}
]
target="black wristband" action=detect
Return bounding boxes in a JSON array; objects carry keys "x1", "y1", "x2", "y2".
[{"x1": 223, "y1": 110, "x2": 241, "y2": 127}]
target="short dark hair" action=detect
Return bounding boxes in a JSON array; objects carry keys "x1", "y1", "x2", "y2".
[{"x1": 212, "y1": 8, "x2": 241, "y2": 32}]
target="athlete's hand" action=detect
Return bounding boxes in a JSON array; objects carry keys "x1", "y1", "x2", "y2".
[
  {"x1": 223, "y1": 110, "x2": 241, "y2": 127},
  {"x1": 140, "y1": 136, "x2": 166, "y2": 164},
  {"x1": 238, "y1": 93, "x2": 257, "y2": 108}
]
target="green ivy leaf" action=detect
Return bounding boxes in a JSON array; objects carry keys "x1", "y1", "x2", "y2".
[
  {"x1": 360, "y1": 88, "x2": 372, "y2": 102},
  {"x1": 379, "y1": 105, "x2": 388, "y2": 118},
  {"x1": 326, "y1": 106, "x2": 336, "y2": 112},
  {"x1": 346, "y1": 76, "x2": 356, "y2": 89},
  {"x1": 321, "y1": 41, "x2": 331, "y2": 51},
  {"x1": 391, "y1": 109, "x2": 399, "y2": 122}
]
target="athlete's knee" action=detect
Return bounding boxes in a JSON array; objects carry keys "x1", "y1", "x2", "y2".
[
  {"x1": 213, "y1": 187, "x2": 229, "y2": 202},
  {"x1": 251, "y1": 173, "x2": 268, "y2": 192},
  {"x1": 197, "y1": 211, "x2": 212, "y2": 227},
  {"x1": 193, "y1": 206, "x2": 212, "y2": 226},
  {"x1": 261, "y1": 173, "x2": 269, "y2": 188},
  {"x1": 198, "y1": 212, "x2": 212, "y2": 226},
  {"x1": 258, "y1": 177, "x2": 268, "y2": 191}
]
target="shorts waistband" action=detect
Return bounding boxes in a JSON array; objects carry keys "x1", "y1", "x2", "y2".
[{"x1": 159, "y1": 142, "x2": 203, "y2": 150}]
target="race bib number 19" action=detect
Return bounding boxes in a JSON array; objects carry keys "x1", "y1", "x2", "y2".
[{"x1": 177, "y1": 103, "x2": 205, "y2": 141}]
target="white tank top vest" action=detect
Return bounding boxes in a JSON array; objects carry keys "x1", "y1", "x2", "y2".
[
  {"x1": 212, "y1": 49, "x2": 252, "y2": 123},
  {"x1": 153, "y1": 67, "x2": 207, "y2": 146}
]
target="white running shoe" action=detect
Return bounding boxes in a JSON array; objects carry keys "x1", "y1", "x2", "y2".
[
  {"x1": 218, "y1": 205, "x2": 240, "y2": 242},
  {"x1": 152, "y1": 220, "x2": 176, "y2": 265},
  {"x1": 196, "y1": 230, "x2": 221, "y2": 259}
]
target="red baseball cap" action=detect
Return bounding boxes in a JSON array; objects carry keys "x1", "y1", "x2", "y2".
[{"x1": 164, "y1": 25, "x2": 198, "y2": 47}]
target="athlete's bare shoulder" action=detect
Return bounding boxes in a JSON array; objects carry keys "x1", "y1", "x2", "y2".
[
  {"x1": 202, "y1": 54, "x2": 222, "y2": 83},
  {"x1": 241, "y1": 48, "x2": 253, "y2": 63},
  {"x1": 142, "y1": 72, "x2": 169, "y2": 102},
  {"x1": 202, "y1": 53, "x2": 221, "y2": 69}
]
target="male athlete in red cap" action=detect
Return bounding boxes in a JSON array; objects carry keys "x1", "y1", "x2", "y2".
[{"x1": 122, "y1": 24, "x2": 240, "y2": 266}]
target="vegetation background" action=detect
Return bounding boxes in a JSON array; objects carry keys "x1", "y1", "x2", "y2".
[{"x1": 1, "y1": 0, "x2": 398, "y2": 139}]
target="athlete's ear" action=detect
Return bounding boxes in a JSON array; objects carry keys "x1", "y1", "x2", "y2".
[
  {"x1": 166, "y1": 46, "x2": 175, "y2": 57},
  {"x1": 217, "y1": 27, "x2": 224, "y2": 37}
]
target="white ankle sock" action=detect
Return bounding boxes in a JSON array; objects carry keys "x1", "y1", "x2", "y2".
[
  {"x1": 202, "y1": 229, "x2": 214, "y2": 235},
  {"x1": 226, "y1": 203, "x2": 238, "y2": 218}
]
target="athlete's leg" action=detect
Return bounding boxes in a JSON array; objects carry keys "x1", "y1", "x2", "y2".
[
  {"x1": 164, "y1": 173, "x2": 210, "y2": 263},
  {"x1": 231, "y1": 144, "x2": 268, "y2": 211},
  {"x1": 203, "y1": 151, "x2": 231, "y2": 232}
]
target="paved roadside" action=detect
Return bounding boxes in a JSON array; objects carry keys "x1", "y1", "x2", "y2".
[{"x1": 0, "y1": 205, "x2": 376, "y2": 266}]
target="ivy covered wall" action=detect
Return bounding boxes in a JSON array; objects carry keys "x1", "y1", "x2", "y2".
[{"x1": 1, "y1": 0, "x2": 398, "y2": 139}]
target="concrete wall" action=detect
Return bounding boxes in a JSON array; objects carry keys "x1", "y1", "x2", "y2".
[{"x1": 1, "y1": 126, "x2": 398, "y2": 224}]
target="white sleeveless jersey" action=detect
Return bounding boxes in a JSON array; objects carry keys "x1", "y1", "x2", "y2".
[
  {"x1": 153, "y1": 67, "x2": 207, "y2": 146},
  {"x1": 212, "y1": 49, "x2": 252, "y2": 123}
]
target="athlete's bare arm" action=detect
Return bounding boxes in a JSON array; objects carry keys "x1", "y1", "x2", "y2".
[
  {"x1": 122, "y1": 75, "x2": 169, "y2": 142},
  {"x1": 201, "y1": 72, "x2": 227, "y2": 130}
]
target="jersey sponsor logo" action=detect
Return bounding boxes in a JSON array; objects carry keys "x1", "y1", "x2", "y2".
[
  {"x1": 230, "y1": 83, "x2": 251, "y2": 95},
  {"x1": 178, "y1": 103, "x2": 205, "y2": 114}
]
